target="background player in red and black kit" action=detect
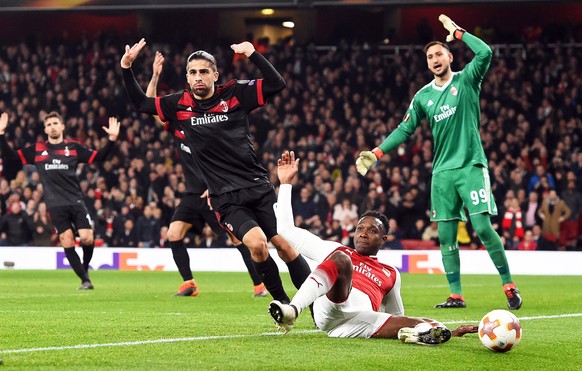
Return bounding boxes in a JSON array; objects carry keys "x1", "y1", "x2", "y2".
[
  {"x1": 0, "y1": 111, "x2": 119, "y2": 289},
  {"x1": 147, "y1": 51, "x2": 267, "y2": 297},
  {"x1": 121, "y1": 39, "x2": 311, "y2": 304}
]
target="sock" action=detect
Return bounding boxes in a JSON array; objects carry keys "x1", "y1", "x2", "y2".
[
  {"x1": 64, "y1": 247, "x2": 90, "y2": 283},
  {"x1": 236, "y1": 243, "x2": 262, "y2": 285},
  {"x1": 438, "y1": 221, "x2": 462, "y2": 296},
  {"x1": 81, "y1": 242, "x2": 94, "y2": 271},
  {"x1": 254, "y1": 255, "x2": 289, "y2": 303},
  {"x1": 290, "y1": 259, "x2": 337, "y2": 314},
  {"x1": 170, "y1": 240, "x2": 193, "y2": 281},
  {"x1": 471, "y1": 213, "x2": 514, "y2": 285},
  {"x1": 286, "y1": 254, "x2": 312, "y2": 289}
]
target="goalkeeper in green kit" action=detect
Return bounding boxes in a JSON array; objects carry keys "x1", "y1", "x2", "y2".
[{"x1": 356, "y1": 14, "x2": 522, "y2": 310}]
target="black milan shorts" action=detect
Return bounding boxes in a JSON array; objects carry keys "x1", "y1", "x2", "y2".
[
  {"x1": 171, "y1": 193, "x2": 225, "y2": 236},
  {"x1": 49, "y1": 204, "x2": 93, "y2": 234},
  {"x1": 210, "y1": 183, "x2": 277, "y2": 241}
]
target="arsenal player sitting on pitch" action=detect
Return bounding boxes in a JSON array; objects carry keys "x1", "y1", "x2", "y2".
[
  {"x1": 269, "y1": 151, "x2": 477, "y2": 345},
  {"x1": 0, "y1": 111, "x2": 119, "y2": 290}
]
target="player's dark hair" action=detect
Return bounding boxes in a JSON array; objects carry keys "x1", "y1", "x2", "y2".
[
  {"x1": 423, "y1": 41, "x2": 450, "y2": 54},
  {"x1": 186, "y1": 50, "x2": 217, "y2": 72},
  {"x1": 360, "y1": 210, "x2": 390, "y2": 234},
  {"x1": 44, "y1": 111, "x2": 63, "y2": 125}
]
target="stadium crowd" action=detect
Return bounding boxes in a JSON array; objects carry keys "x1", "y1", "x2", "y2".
[{"x1": 0, "y1": 22, "x2": 581, "y2": 251}]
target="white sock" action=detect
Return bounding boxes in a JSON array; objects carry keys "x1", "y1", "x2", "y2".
[{"x1": 290, "y1": 269, "x2": 334, "y2": 314}]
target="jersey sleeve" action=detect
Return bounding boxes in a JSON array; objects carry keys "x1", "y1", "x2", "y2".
[
  {"x1": 378, "y1": 95, "x2": 425, "y2": 154},
  {"x1": 275, "y1": 184, "x2": 340, "y2": 262},
  {"x1": 379, "y1": 268, "x2": 404, "y2": 315},
  {"x1": 76, "y1": 143, "x2": 99, "y2": 164},
  {"x1": 460, "y1": 32, "x2": 492, "y2": 86}
]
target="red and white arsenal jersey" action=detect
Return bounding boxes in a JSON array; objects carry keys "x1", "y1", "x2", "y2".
[{"x1": 329, "y1": 246, "x2": 397, "y2": 311}]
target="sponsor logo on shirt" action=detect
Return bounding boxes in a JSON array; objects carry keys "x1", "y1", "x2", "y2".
[
  {"x1": 433, "y1": 104, "x2": 457, "y2": 123},
  {"x1": 190, "y1": 114, "x2": 228, "y2": 126},
  {"x1": 353, "y1": 261, "x2": 383, "y2": 287},
  {"x1": 45, "y1": 158, "x2": 69, "y2": 170}
]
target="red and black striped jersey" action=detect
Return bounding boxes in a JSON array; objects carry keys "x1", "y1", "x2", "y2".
[{"x1": 17, "y1": 141, "x2": 97, "y2": 208}]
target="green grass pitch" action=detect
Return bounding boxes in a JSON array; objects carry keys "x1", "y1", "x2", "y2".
[{"x1": 0, "y1": 270, "x2": 580, "y2": 370}]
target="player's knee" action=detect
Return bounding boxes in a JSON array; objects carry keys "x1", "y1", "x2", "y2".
[
  {"x1": 166, "y1": 227, "x2": 182, "y2": 242},
  {"x1": 59, "y1": 233, "x2": 75, "y2": 247},
  {"x1": 80, "y1": 235, "x2": 94, "y2": 246},
  {"x1": 328, "y1": 251, "x2": 351, "y2": 272}
]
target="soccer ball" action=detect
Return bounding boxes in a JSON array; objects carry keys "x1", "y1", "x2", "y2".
[{"x1": 478, "y1": 309, "x2": 522, "y2": 352}]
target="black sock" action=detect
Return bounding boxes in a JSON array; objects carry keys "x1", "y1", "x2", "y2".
[
  {"x1": 170, "y1": 240, "x2": 193, "y2": 281},
  {"x1": 236, "y1": 243, "x2": 262, "y2": 285},
  {"x1": 64, "y1": 248, "x2": 90, "y2": 283},
  {"x1": 81, "y1": 242, "x2": 94, "y2": 271},
  {"x1": 286, "y1": 254, "x2": 312, "y2": 289},
  {"x1": 254, "y1": 255, "x2": 289, "y2": 303}
]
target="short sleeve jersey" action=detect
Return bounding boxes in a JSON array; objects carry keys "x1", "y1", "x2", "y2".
[
  {"x1": 165, "y1": 121, "x2": 206, "y2": 194},
  {"x1": 17, "y1": 141, "x2": 98, "y2": 208},
  {"x1": 391, "y1": 34, "x2": 491, "y2": 174},
  {"x1": 330, "y1": 246, "x2": 398, "y2": 311},
  {"x1": 154, "y1": 79, "x2": 270, "y2": 196}
]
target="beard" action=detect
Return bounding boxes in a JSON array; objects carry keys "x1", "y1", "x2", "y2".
[
  {"x1": 434, "y1": 65, "x2": 450, "y2": 78},
  {"x1": 191, "y1": 85, "x2": 211, "y2": 99}
]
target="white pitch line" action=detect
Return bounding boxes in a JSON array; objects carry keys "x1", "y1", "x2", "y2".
[
  {"x1": 444, "y1": 312, "x2": 582, "y2": 324},
  {"x1": 0, "y1": 330, "x2": 320, "y2": 354},
  {"x1": 2, "y1": 313, "x2": 581, "y2": 355}
]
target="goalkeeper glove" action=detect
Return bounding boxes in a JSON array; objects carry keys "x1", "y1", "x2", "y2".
[
  {"x1": 355, "y1": 147, "x2": 384, "y2": 176},
  {"x1": 439, "y1": 14, "x2": 465, "y2": 42}
]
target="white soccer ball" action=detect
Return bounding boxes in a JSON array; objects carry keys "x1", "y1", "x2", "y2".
[{"x1": 478, "y1": 309, "x2": 522, "y2": 352}]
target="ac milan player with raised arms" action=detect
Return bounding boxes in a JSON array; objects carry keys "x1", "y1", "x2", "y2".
[
  {"x1": 0, "y1": 111, "x2": 119, "y2": 289},
  {"x1": 356, "y1": 14, "x2": 522, "y2": 310},
  {"x1": 269, "y1": 151, "x2": 477, "y2": 344},
  {"x1": 146, "y1": 52, "x2": 267, "y2": 297},
  {"x1": 121, "y1": 39, "x2": 311, "y2": 303}
]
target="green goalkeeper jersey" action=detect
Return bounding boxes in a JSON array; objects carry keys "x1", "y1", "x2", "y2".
[{"x1": 378, "y1": 32, "x2": 492, "y2": 174}]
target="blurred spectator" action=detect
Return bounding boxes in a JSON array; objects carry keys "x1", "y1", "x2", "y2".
[
  {"x1": 522, "y1": 191, "x2": 541, "y2": 230},
  {"x1": 0, "y1": 201, "x2": 32, "y2": 246},
  {"x1": 196, "y1": 224, "x2": 227, "y2": 248},
  {"x1": 321, "y1": 218, "x2": 343, "y2": 242},
  {"x1": 421, "y1": 221, "x2": 439, "y2": 244},
  {"x1": 116, "y1": 219, "x2": 139, "y2": 247},
  {"x1": 517, "y1": 230, "x2": 537, "y2": 251},
  {"x1": 408, "y1": 218, "x2": 426, "y2": 240},
  {"x1": 537, "y1": 190, "x2": 571, "y2": 250},
  {"x1": 31, "y1": 202, "x2": 56, "y2": 246},
  {"x1": 332, "y1": 196, "x2": 358, "y2": 224},
  {"x1": 136, "y1": 205, "x2": 161, "y2": 248},
  {"x1": 292, "y1": 186, "x2": 318, "y2": 221},
  {"x1": 528, "y1": 164, "x2": 556, "y2": 195},
  {"x1": 559, "y1": 176, "x2": 582, "y2": 250},
  {"x1": 501, "y1": 198, "x2": 524, "y2": 250},
  {"x1": 382, "y1": 218, "x2": 403, "y2": 250}
]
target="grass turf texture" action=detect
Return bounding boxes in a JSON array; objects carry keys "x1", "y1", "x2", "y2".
[{"x1": 0, "y1": 270, "x2": 580, "y2": 370}]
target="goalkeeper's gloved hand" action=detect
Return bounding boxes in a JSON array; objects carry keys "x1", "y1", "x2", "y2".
[
  {"x1": 439, "y1": 14, "x2": 465, "y2": 42},
  {"x1": 355, "y1": 148, "x2": 384, "y2": 176}
]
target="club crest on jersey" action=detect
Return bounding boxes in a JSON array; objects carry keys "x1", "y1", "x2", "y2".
[
  {"x1": 64, "y1": 146, "x2": 70, "y2": 156},
  {"x1": 219, "y1": 100, "x2": 229, "y2": 112},
  {"x1": 451, "y1": 85, "x2": 458, "y2": 96}
]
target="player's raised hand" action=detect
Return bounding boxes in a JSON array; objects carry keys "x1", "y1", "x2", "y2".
[
  {"x1": 0, "y1": 112, "x2": 9, "y2": 135},
  {"x1": 230, "y1": 41, "x2": 255, "y2": 57},
  {"x1": 277, "y1": 150, "x2": 299, "y2": 184},
  {"x1": 121, "y1": 38, "x2": 147, "y2": 68},
  {"x1": 103, "y1": 117, "x2": 121, "y2": 140},
  {"x1": 439, "y1": 14, "x2": 465, "y2": 42},
  {"x1": 152, "y1": 51, "x2": 164, "y2": 78},
  {"x1": 355, "y1": 151, "x2": 378, "y2": 176}
]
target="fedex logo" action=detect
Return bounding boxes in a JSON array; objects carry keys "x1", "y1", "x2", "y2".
[{"x1": 57, "y1": 252, "x2": 165, "y2": 271}]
